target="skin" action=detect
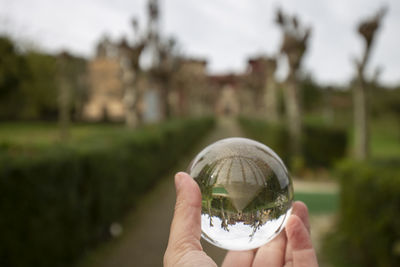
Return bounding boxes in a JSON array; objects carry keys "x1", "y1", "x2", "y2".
[{"x1": 164, "y1": 172, "x2": 319, "y2": 267}]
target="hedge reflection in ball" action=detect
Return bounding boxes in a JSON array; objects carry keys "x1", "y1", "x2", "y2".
[{"x1": 188, "y1": 137, "x2": 293, "y2": 251}]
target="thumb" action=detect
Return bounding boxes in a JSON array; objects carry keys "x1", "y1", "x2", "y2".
[{"x1": 165, "y1": 172, "x2": 203, "y2": 256}]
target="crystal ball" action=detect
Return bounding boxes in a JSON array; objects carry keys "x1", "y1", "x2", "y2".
[{"x1": 188, "y1": 137, "x2": 293, "y2": 251}]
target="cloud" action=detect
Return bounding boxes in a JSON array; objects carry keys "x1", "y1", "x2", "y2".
[{"x1": 0, "y1": 0, "x2": 399, "y2": 85}]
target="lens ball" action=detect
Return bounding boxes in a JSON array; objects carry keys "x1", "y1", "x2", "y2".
[{"x1": 188, "y1": 137, "x2": 293, "y2": 251}]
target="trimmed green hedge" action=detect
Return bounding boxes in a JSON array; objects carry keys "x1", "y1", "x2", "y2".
[
  {"x1": 303, "y1": 125, "x2": 348, "y2": 167},
  {"x1": 0, "y1": 117, "x2": 214, "y2": 267},
  {"x1": 323, "y1": 159, "x2": 400, "y2": 267},
  {"x1": 238, "y1": 117, "x2": 347, "y2": 169}
]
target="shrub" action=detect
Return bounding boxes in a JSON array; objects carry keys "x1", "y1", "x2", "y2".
[
  {"x1": 323, "y1": 159, "x2": 400, "y2": 267},
  {"x1": 0, "y1": 117, "x2": 215, "y2": 267},
  {"x1": 303, "y1": 124, "x2": 347, "y2": 167},
  {"x1": 238, "y1": 117, "x2": 290, "y2": 163},
  {"x1": 238, "y1": 117, "x2": 347, "y2": 169}
]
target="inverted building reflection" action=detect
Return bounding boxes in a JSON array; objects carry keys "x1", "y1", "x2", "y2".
[{"x1": 194, "y1": 153, "x2": 292, "y2": 239}]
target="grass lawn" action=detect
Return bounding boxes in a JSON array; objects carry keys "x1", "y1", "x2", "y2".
[
  {"x1": 369, "y1": 115, "x2": 400, "y2": 159},
  {"x1": 305, "y1": 112, "x2": 400, "y2": 160},
  {"x1": 0, "y1": 122, "x2": 128, "y2": 146},
  {"x1": 295, "y1": 192, "x2": 339, "y2": 215},
  {"x1": 345, "y1": 115, "x2": 400, "y2": 160}
]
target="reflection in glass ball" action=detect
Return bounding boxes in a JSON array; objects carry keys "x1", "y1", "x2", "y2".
[{"x1": 188, "y1": 137, "x2": 293, "y2": 251}]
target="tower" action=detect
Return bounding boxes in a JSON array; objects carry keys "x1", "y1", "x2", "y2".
[{"x1": 146, "y1": 0, "x2": 160, "y2": 68}]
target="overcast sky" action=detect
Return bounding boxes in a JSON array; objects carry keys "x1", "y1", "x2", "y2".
[{"x1": 0, "y1": 0, "x2": 399, "y2": 86}]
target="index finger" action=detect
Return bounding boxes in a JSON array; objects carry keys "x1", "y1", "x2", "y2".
[{"x1": 286, "y1": 214, "x2": 318, "y2": 266}]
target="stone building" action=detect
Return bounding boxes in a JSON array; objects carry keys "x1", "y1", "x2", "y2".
[
  {"x1": 209, "y1": 74, "x2": 241, "y2": 117},
  {"x1": 209, "y1": 56, "x2": 274, "y2": 118},
  {"x1": 83, "y1": 38, "x2": 125, "y2": 121},
  {"x1": 243, "y1": 57, "x2": 270, "y2": 115},
  {"x1": 174, "y1": 58, "x2": 213, "y2": 116},
  {"x1": 83, "y1": 37, "x2": 274, "y2": 122}
]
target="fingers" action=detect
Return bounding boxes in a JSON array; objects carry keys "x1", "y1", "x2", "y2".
[
  {"x1": 164, "y1": 172, "x2": 203, "y2": 263},
  {"x1": 252, "y1": 231, "x2": 287, "y2": 267},
  {"x1": 222, "y1": 250, "x2": 255, "y2": 267},
  {"x1": 252, "y1": 201, "x2": 308, "y2": 267},
  {"x1": 291, "y1": 201, "x2": 311, "y2": 234},
  {"x1": 284, "y1": 201, "x2": 316, "y2": 266},
  {"x1": 286, "y1": 214, "x2": 318, "y2": 267}
]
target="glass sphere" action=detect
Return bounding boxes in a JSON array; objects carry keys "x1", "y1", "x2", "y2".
[{"x1": 188, "y1": 137, "x2": 293, "y2": 251}]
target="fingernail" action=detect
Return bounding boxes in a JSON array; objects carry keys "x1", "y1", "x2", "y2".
[{"x1": 175, "y1": 172, "x2": 186, "y2": 191}]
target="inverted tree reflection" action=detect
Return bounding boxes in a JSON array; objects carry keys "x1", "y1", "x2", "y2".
[{"x1": 194, "y1": 154, "x2": 292, "y2": 237}]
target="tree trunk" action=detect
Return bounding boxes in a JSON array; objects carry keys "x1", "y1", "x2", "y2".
[
  {"x1": 284, "y1": 74, "x2": 302, "y2": 158},
  {"x1": 265, "y1": 73, "x2": 279, "y2": 122},
  {"x1": 354, "y1": 70, "x2": 369, "y2": 160},
  {"x1": 58, "y1": 79, "x2": 70, "y2": 141},
  {"x1": 124, "y1": 85, "x2": 138, "y2": 128},
  {"x1": 161, "y1": 82, "x2": 171, "y2": 119},
  {"x1": 123, "y1": 71, "x2": 142, "y2": 128},
  {"x1": 353, "y1": 41, "x2": 372, "y2": 160},
  {"x1": 323, "y1": 87, "x2": 334, "y2": 124}
]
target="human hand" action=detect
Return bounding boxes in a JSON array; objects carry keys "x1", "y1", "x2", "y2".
[{"x1": 163, "y1": 172, "x2": 318, "y2": 267}]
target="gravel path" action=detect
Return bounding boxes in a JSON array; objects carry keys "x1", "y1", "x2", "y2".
[{"x1": 78, "y1": 118, "x2": 338, "y2": 267}]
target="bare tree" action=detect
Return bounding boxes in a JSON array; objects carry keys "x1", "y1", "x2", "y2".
[
  {"x1": 121, "y1": 19, "x2": 147, "y2": 128},
  {"x1": 151, "y1": 38, "x2": 181, "y2": 119},
  {"x1": 263, "y1": 57, "x2": 279, "y2": 122},
  {"x1": 353, "y1": 7, "x2": 387, "y2": 160},
  {"x1": 276, "y1": 9, "x2": 311, "y2": 159}
]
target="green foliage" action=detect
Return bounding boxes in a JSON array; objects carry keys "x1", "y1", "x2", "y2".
[
  {"x1": 19, "y1": 51, "x2": 58, "y2": 119},
  {"x1": 238, "y1": 117, "x2": 348, "y2": 170},
  {"x1": 369, "y1": 115, "x2": 400, "y2": 160},
  {"x1": 301, "y1": 75, "x2": 323, "y2": 112},
  {"x1": 0, "y1": 35, "x2": 88, "y2": 120},
  {"x1": 303, "y1": 124, "x2": 348, "y2": 167},
  {"x1": 371, "y1": 86, "x2": 400, "y2": 118},
  {"x1": 0, "y1": 36, "x2": 29, "y2": 119},
  {"x1": 323, "y1": 159, "x2": 400, "y2": 267},
  {"x1": 238, "y1": 117, "x2": 290, "y2": 163},
  {"x1": 0, "y1": 117, "x2": 214, "y2": 267}
]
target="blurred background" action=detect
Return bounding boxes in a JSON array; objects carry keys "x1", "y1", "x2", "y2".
[{"x1": 0, "y1": 0, "x2": 399, "y2": 266}]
